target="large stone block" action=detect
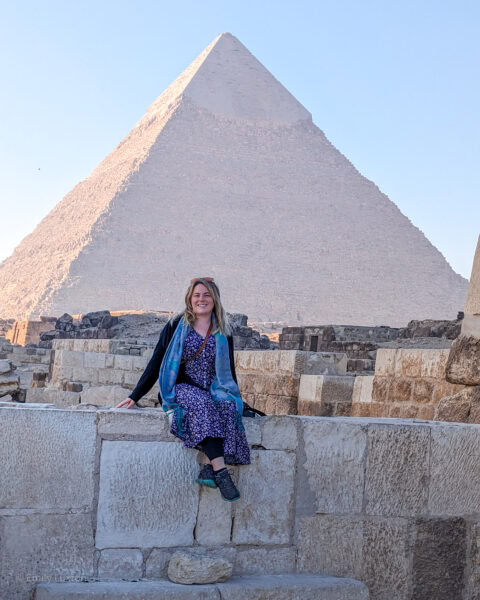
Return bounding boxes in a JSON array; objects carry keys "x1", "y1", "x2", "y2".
[
  {"x1": 195, "y1": 485, "x2": 232, "y2": 545},
  {"x1": 429, "y1": 423, "x2": 480, "y2": 514},
  {"x1": 97, "y1": 407, "x2": 173, "y2": 440},
  {"x1": 375, "y1": 349, "x2": 397, "y2": 376},
  {"x1": 446, "y1": 335, "x2": 480, "y2": 385},
  {"x1": 233, "y1": 547, "x2": 296, "y2": 575},
  {"x1": 261, "y1": 415, "x2": 297, "y2": 450},
  {"x1": 470, "y1": 521, "x2": 480, "y2": 600},
  {"x1": 365, "y1": 423, "x2": 430, "y2": 516},
  {"x1": 232, "y1": 449, "x2": 295, "y2": 545},
  {"x1": 412, "y1": 517, "x2": 466, "y2": 600},
  {"x1": 435, "y1": 389, "x2": 473, "y2": 422},
  {"x1": 96, "y1": 441, "x2": 199, "y2": 548},
  {"x1": 302, "y1": 420, "x2": 366, "y2": 514},
  {"x1": 352, "y1": 375, "x2": 374, "y2": 405},
  {"x1": 98, "y1": 548, "x2": 143, "y2": 579},
  {"x1": 298, "y1": 375, "x2": 354, "y2": 416},
  {"x1": 80, "y1": 385, "x2": 129, "y2": 406},
  {"x1": 0, "y1": 513, "x2": 94, "y2": 600},
  {"x1": 296, "y1": 515, "x2": 364, "y2": 579},
  {"x1": 84, "y1": 352, "x2": 107, "y2": 369},
  {"x1": 0, "y1": 407, "x2": 96, "y2": 510}
]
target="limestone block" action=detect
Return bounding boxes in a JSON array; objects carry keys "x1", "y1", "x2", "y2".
[
  {"x1": 98, "y1": 548, "x2": 143, "y2": 579},
  {"x1": 60, "y1": 350, "x2": 85, "y2": 368},
  {"x1": 195, "y1": 484, "x2": 232, "y2": 545},
  {"x1": 303, "y1": 352, "x2": 347, "y2": 376},
  {"x1": 243, "y1": 417, "x2": 262, "y2": 446},
  {"x1": 302, "y1": 420, "x2": 366, "y2": 513},
  {"x1": 35, "y1": 580, "x2": 218, "y2": 599},
  {"x1": 0, "y1": 513, "x2": 94, "y2": 600},
  {"x1": 362, "y1": 517, "x2": 411, "y2": 600},
  {"x1": 371, "y1": 376, "x2": 391, "y2": 403},
  {"x1": 96, "y1": 441, "x2": 199, "y2": 548},
  {"x1": 98, "y1": 368, "x2": 124, "y2": 385},
  {"x1": 114, "y1": 354, "x2": 134, "y2": 370},
  {"x1": 72, "y1": 366, "x2": 100, "y2": 384},
  {"x1": 375, "y1": 349, "x2": 397, "y2": 376},
  {"x1": 264, "y1": 394, "x2": 297, "y2": 415},
  {"x1": 365, "y1": 423, "x2": 430, "y2": 516},
  {"x1": 80, "y1": 385, "x2": 130, "y2": 406},
  {"x1": 123, "y1": 370, "x2": 143, "y2": 386},
  {"x1": 105, "y1": 353, "x2": 115, "y2": 368},
  {"x1": 145, "y1": 548, "x2": 172, "y2": 578},
  {"x1": 0, "y1": 372, "x2": 20, "y2": 396},
  {"x1": 237, "y1": 372, "x2": 256, "y2": 394},
  {"x1": 432, "y1": 380, "x2": 466, "y2": 403},
  {"x1": 232, "y1": 449, "x2": 295, "y2": 545},
  {"x1": 389, "y1": 378, "x2": 413, "y2": 404},
  {"x1": 261, "y1": 415, "x2": 297, "y2": 450},
  {"x1": 429, "y1": 423, "x2": 480, "y2": 514},
  {"x1": 296, "y1": 515, "x2": 364, "y2": 579},
  {"x1": 412, "y1": 517, "x2": 466, "y2": 600},
  {"x1": 465, "y1": 235, "x2": 480, "y2": 315},
  {"x1": 411, "y1": 378, "x2": 435, "y2": 404},
  {"x1": 257, "y1": 374, "x2": 299, "y2": 397},
  {"x1": 167, "y1": 550, "x2": 233, "y2": 584},
  {"x1": 352, "y1": 375, "x2": 374, "y2": 404},
  {"x1": 97, "y1": 407, "x2": 173, "y2": 439},
  {"x1": 216, "y1": 574, "x2": 368, "y2": 600},
  {"x1": 0, "y1": 408, "x2": 96, "y2": 509},
  {"x1": 132, "y1": 355, "x2": 148, "y2": 371},
  {"x1": 84, "y1": 352, "x2": 107, "y2": 369},
  {"x1": 0, "y1": 358, "x2": 12, "y2": 374},
  {"x1": 394, "y1": 349, "x2": 424, "y2": 377},
  {"x1": 446, "y1": 335, "x2": 480, "y2": 385},
  {"x1": 233, "y1": 547, "x2": 296, "y2": 575},
  {"x1": 435, "y1": 389, "x2": 473, "y2": 423},
  {"x1": 470, "y1": 521, "x2": 480, "y2": 600}
]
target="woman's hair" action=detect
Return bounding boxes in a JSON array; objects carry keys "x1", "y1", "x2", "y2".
[{"x1": 168, "y1": 278, "x2": 233, "y2": 336}]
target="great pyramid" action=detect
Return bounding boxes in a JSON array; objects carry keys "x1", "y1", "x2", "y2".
[{"x1": 0, "y1": 33, "x2": 468, "y2": 326}]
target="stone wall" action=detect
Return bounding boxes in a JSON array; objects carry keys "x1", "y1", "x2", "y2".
[
  {"x1": 6, "y1": 316, "x2": 57, "y2": 346},
  {"x1": 2, "y1": 407, "x2": 480, "y2": 600},
  {"x1": 0, "y1": 339, "x2": 51, "y2": 396},
  {"x1": 351, "y1": 349, "x2": 468, "y2": 421}
]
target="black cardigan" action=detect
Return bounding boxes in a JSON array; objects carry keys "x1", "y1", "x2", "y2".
[{"x1": 128, "y1": 314, "x2": 239, "y2": 404}]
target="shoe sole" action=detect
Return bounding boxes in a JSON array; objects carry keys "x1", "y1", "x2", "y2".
[
  {"x1": 195, "y1": 477, "x2": 217, "y2": 488},
  {"x1": 222, "y1": 495, "x2": 240, "y2": 502}
]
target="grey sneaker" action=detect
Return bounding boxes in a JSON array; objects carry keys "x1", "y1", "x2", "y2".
[
  {"x1": 196, "y1": 464, "x2": 217, "y2": 488},
  {"x1": 214, "y1": 468, "x2": 240, "y2": 502}
]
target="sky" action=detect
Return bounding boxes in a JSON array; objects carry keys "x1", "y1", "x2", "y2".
[{"x1": 0, "y1": 0, "x2": 478, "y2": 278}]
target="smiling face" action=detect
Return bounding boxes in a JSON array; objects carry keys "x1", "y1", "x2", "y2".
[{"x1": 191, "y1": 282, "x2": 215, "y2": 318}]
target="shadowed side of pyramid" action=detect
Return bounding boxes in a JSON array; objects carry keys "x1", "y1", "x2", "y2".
[{"x1": 0, "y1": 33, "x2": 468, "y2": 325}]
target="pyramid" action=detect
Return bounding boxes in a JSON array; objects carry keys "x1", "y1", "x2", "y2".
[{"x1": 0, "y1": 33, "x2": 468, "y2": 326}]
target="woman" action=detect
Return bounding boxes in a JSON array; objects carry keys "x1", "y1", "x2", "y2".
[{"x1": 115, "y1": 277, "x2": 250, "y2": 502}]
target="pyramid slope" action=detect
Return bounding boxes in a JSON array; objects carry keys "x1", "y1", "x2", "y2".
[{"x1": 0, "y1": 33, "x2": 468, "y2": 325}]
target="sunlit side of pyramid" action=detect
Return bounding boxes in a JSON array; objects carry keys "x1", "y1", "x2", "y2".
[{"x1": 0, "y1": 33, "x2": 468, "y2": 325}]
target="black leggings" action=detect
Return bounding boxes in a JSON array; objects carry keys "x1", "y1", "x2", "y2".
[{"x1": 200, "y1": 436, "x2": 224, "y2": 461}]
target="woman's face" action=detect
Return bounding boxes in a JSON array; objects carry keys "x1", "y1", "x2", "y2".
[{"x1": 191, "y1": 283, "x2": 215, "y2": 318}]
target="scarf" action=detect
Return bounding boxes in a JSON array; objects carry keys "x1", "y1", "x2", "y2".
[{"x1": 158, "y1": 312, "x2": 244, "y2": 438}]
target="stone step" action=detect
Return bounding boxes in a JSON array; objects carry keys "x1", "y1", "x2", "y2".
[{"x1": 35, "y1": 574, "x2": 369, "y2": 599}]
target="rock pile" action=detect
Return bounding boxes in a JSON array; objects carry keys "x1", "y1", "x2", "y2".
[{"x1": 0, "y1": 359, "x2": 20, "y2": 400}]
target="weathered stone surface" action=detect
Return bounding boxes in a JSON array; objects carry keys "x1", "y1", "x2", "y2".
[
  {"x1": 352, "y1": 375, "x2": 374, "y2": 404},
  {"x1": 233, "y1": 547, "x2": 296, "y2": 575},
  {"x1": 145, "y1": 548, "x2": 172, "y2": 579},
  {"x1": 298, "y1": 375, "x2": 354, "y2": 416},
  {"x1": 470, "y1": 521, "x2": 480, "y2": 600},
  {"x1": 96, "y1": 441, "x2": 199, "y2": 548},
  {"x1": 36, "y1": 580, "x2": 218, "y2": 599},
  {"x1": 243, "y1": 417, "x2": 262, "y2": 446},
  {"x1": 429, "y1": 424, "x2": 480, "y2": 514},
  {"x1": 363, "y1": 518, "x2": 411, "y2": 600},
  {"x1": 195, "y1": 485, "x2": 232, "y2": 545},
  {"x1": 261, "y1": 415, "x2": 297, "y2": 450},
  {"x1": 167, "y1": 550, "x2": 233, "y2": 584},
  {"x1": 296, "y1": 515, "x2": 364, "y2": 579},
  {"x1": 389, "y1": 378, "x2": 413, "y2": 403},
  {"x1": 0, "y1": 513, "x2": 94, "y2": 600},
  {"x1": 0, "y1": 358, "x2": 13, "y2": 374},
  {"x1": 0, "y1": 407, "x2": 96, "y2": 509},
  {"x1": 98, "y1": 548, "x2": 143, "y2": 579},
  {"x1": 435, "y1": 388, "x2": 473, "y2": 422},
  {"x1": 80, "y1": 384, "x2": 129, "y2": 406},
  {"x1": 232, "y1": 449, "x2": 295, "y2": 544},
  {"x1": 375, "y1": 349, "x2": 397, "y2": 376},
  {"x1": 446, "y1": 335, "x2": 480, "y2": 385},
  {"x1": 97, "y1": 407, "x2": 173, "y2": 439},
  {"x1": 302, "y1": 420, "x2": 366, "y2": 513},
  {"x1": 216, "y1": 574, "x2": 369, "y2": 600},
  {"x1": 412, "y1": 517, "x2": 466, "y2": 600},
  {"x1": 365, "y1": 424, "x2": 430, "y2": 516},
  {"x1": 465, "y1": 234, "x2": 480, "y2": 314}
]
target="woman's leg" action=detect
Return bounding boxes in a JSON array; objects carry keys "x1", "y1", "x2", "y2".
[{"x1": 201, "y1": 437, "x2": 225, "y2": 470}]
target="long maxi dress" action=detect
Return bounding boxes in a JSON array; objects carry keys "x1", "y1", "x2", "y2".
[{"x1": 170, "y1": 327, "x2": 251, "y2": 466}]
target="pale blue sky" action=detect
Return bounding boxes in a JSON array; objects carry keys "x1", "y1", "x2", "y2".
[{"x1": 1, "y1": 0, "x2": 478, "y2": 278}]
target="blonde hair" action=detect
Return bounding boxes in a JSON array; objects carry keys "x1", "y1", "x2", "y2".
[{"x1": 169, "y1": 278, "x2": 232, "y2": 336}]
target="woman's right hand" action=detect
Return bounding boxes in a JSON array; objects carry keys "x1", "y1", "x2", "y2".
[{"x1": 114, "y1": 398, "x2": 136, "y2": 409}]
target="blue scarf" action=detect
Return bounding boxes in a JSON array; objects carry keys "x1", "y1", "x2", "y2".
[{"x1": 158, "y1": 312, "x2": 244, "y2": 438}]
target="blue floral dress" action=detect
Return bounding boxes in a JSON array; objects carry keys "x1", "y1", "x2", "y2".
[{"x1": 170, "y1": 327, "x2": 251, "y2": 465}]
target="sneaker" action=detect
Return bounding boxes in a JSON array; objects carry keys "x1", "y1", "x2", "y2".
[
  {"x1": 213, "y1": 468, "x2": 240, "y2": 502},
  {"x1": 195, "y1": 464, "x2": 217, "y2": 488}
]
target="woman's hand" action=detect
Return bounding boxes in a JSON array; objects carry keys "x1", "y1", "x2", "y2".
[{"x1": 114, "y1": 398, "x2": 136, "y2": 409}]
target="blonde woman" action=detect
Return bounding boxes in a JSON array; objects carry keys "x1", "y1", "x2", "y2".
[{"x1": 115, "y1": 277, "x2": 250, "y2": 501}]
